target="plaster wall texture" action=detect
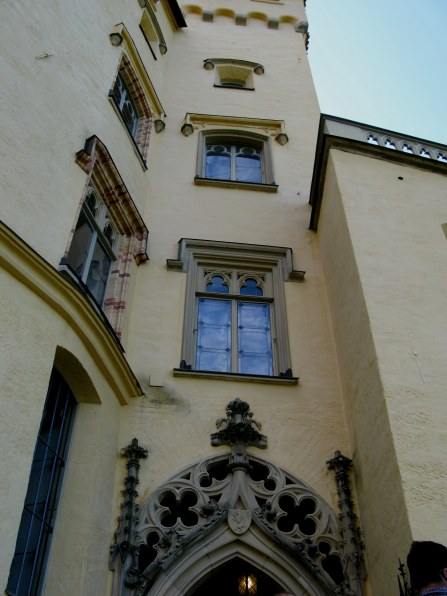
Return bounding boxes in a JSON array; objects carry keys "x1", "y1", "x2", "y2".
[
  {"x1": 0, "y1": 268, "x2": 126, "y2": 593},
  {"x1": 317, "y1": 148, "x2": 447, "y2": 593},
  {"x1": 0, "y1": 0, "x2": 167, "y2": 268}
]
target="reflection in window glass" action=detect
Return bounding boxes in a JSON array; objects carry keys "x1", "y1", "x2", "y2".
[
  {"x1": 66, "y1": 188, "x2": 119, "y2": 306},
  {"x1": 196, "y1": 298, "x2": 232, "y2": 372},
  {"x1": 112, "y1": 73, "x2": 139, "y2": 138},
  {"x1": 238, "y1": 302, "x2": 272, "y2": 375},
  {"x1": 205, "y1": 275, "x2": 229, "y2": 293},
  {"x1": 205, "y1": 143, "x2": 261, "y2": 183},
  {"x1": 240, "y1": 278, "x2": 263, "y2": 296},
  {"x1": 195, "y1": 274, "x2": 273, "y2": 375}
]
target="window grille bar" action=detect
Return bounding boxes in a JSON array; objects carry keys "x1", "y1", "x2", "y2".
[
  {"x1": 7, "y1": 372, "x2": 76, "y2": 596},
  {"x1": 26, "y1": 381, "x2": 70, "y2": 594}
]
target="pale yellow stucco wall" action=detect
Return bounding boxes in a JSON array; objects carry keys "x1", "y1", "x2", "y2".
[{"x1": 317, "y1": 148, "x2": 447, "y2": 593}]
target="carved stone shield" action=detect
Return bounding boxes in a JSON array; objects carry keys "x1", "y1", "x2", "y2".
[{"x1": 228, "y1": 509, "x2": 252, "y2": 535}]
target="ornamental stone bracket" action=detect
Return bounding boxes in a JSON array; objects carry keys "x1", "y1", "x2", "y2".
[
  {"x1": 211, "y1": 397, "x2": 267, "y2": 470},
  {"x1": 111, "y1": 402, "x2": 365, "y2": 596}
]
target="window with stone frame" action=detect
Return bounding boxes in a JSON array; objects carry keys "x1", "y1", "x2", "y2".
[
  {"x1": 169, "y1": 239, "x2": 303, "y2": 383},
  {"x1": 183, "y1": 114, "x2": 288, "y2": 192},
  {"x1": 109, "y1": 55, "x2": 153, "y2": 166},
  {"x1": 61, "y1": 136, "x2": 148, "y2": 339},
  {"x1": 139, "y1": 4, "x2": 168, "y2": 60},
  {"x1": 196, "y1": 131, "x2": 275, "y2": 189},
  {"x1": 108, "y1": 25, "x2": 167, "y2": 168},
  {"x1": 203, "y1": 58, "x2": 265, "y2": 90}
]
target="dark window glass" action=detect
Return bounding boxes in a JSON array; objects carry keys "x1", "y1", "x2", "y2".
[
  {"x1": 66, "y1": 189, "x2": 117, "y2": 306},
  {"x1": 6, "y1": 371, "x2": 77, "y2": 596},
  {"x1": 112, "y1": 73, "x2": 139, "y2": 138}
]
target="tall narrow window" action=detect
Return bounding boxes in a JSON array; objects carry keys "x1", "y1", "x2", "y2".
[
  {"x1": 6, "y1": 370, "x2": 77, "y2": 596},
  {"x1": 112, "y1": 73, "x2": 140, "y2": 138},
  {"x1": 64, "y1": 135, "x2": 149, "y2": 339},
  {"x1": 196, "y1": 271, "x2": 273, "y2": 375},
  {"x1": 66, "y1": 186, "x2": 120, "y2": 306},
  {"x1": 169, "y1": 239, "x2": 301, "y2": 382}
]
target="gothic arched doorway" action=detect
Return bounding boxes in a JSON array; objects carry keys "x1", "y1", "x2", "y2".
[
  {"x1": 110, "y1": 400, "x2": 364, "y2": 596},
  {"x1": 189, "y1": 557, "x2": 284, "y2": 596}
]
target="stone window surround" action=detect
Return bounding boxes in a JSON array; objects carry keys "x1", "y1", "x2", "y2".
[
  {"x1": 203, "y1": 58, "x2": 265, "y2": 90},
  {"x1": 109, "y1": 24, "x2": 166, "y2": 168},
  {"x1": 181, "y1": 113, "x2": 288, "y2": 192},
  {"x1": 168, "y1": 238, "x2": 305, "y2": 384},
  {"x1": 62, "y1": 135, "x2": 149, "y2": 339},
  {"x1": 138, "y1": 0, "x2": 168, "y2": 59}
]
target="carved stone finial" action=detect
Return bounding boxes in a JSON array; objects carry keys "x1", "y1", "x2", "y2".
[
  {"x1": 327, "y1": 450, "x2": 365, "y2": 595},
  {"x1": 110, "y1": 438, "x2": 148, "y2": 576},
  {"x1": 211, "y1": 398, "x2": 267, "y2": 449}
]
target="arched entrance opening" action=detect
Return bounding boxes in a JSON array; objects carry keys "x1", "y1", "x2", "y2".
[{"x1": 189, "y1": 556, "x2": 284, "y2": 596}]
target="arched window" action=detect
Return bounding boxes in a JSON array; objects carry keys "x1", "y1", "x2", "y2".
[
  {"x1": 6, "y1": 370, "x2": 77, "y2": 596},
  {"x1": 169, "y1": 239, "x2": 302, "y2": 382},
  {"x1": 196, "y1": 131, "x2": 276, "y2": 190},
  {"x1": 61, "y1": 136, "x2": 149, "y2": 338}
]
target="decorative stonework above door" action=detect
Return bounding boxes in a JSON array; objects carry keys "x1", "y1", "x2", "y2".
[{"x1": 110, "y1": 400, "x2": 365, "y2": 595}]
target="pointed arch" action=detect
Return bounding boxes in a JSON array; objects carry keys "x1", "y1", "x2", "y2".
[{"x1": 123, "y1": 453, "x2": 359, "y2": 595}]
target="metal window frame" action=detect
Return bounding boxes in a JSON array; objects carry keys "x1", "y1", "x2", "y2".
[{"x1": 6, "y1": 370, "x2": 77, "y2": 596}]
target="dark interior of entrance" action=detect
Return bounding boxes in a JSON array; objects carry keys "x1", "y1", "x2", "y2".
[{"x1": 190, "y1": 557, "x2": 285, "y2": 596}]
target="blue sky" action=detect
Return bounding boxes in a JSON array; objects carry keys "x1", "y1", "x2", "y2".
[{"x1": 306, "y1": 1, "x2": 447, "y2": 145}]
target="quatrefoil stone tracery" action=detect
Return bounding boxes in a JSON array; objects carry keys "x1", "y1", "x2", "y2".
[{"x1": 136, "y1": 454, "x2": 345, "y2": 590}]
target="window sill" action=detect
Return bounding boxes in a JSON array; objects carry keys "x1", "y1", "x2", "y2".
[
  {"x1": 194, "y1": 176, "x2": 278, "y2": 193},
  {"x1": 173, "y1": 368, "x2": 298, "y2": 385},
  {"x1": 213, "y1": 84, "x2": 255, "y2": 91}
]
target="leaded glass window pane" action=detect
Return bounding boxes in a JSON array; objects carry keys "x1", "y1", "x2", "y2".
[
  {"x1": 86, "y1": 241, "x2": 112, "y2": 305},
  {"x1": 237, "y1": 302, "x2": 273, "y2": 375},
  {"x1": 235, "y1": 147, "x2": 261, "y2": 183},
  {"x1": 196, "y1": 298, "x2": 232, "y2": 372},
  {"x1": 205, "y1": 144, "x2": 231, "y2": 180},
  {"x1": 240, "y1": 278, "x2": 263, "y2": 296},
  {"x1": 205, "y1": 275, "x2": 229, "y2": 293},
  {"x1": 66, "y1": 210, "x2": 95, "y2": 279},
  {"x1": 112, "y1": 73, "x2": 139, "y2": 138}
]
